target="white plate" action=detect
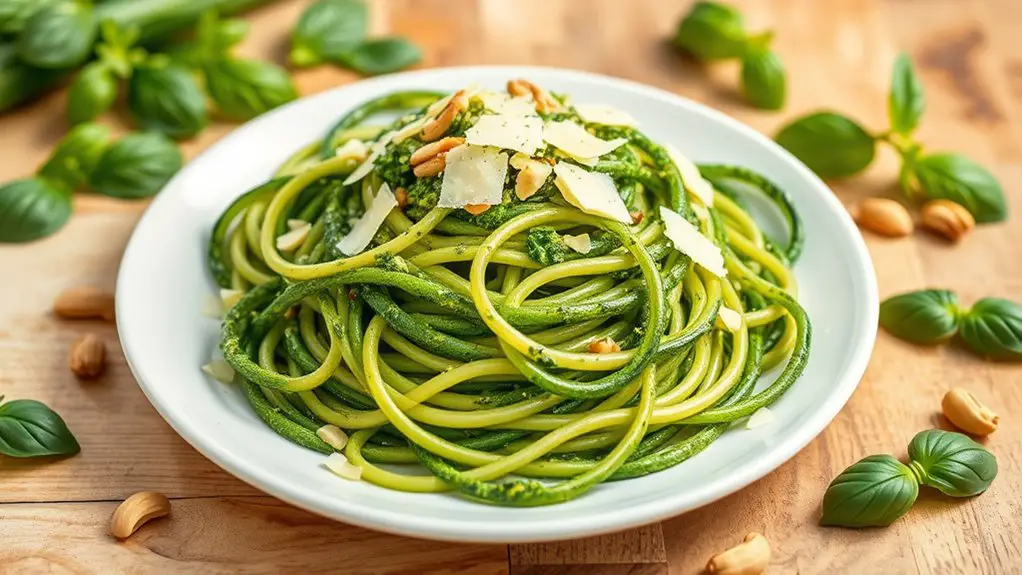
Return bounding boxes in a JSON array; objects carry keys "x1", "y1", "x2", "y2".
[{"x1": 117, "y1": 66, "x2": 878, "y2": 543}]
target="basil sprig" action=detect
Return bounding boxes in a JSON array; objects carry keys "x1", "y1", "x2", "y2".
[
  {"x1": 672, "y1": 2, "x2": 787, "y2": 110},
  {"x1": 821, "y1": 429, "x2": 997, "y2": 528},
  {"x1": 776, "y1": 53, "x2": 1006, "y2": 223},
  {"x1": 959, "y1": 298, "x2": 1022, "y2": 360},
  {"x1": 0, "y1": 396, "x2": 80, "y2": 458}
]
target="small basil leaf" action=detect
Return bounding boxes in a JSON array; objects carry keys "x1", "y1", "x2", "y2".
[
  {"x1": 128, "y1": 60, "x2": 208, "y2": 139},
  {"x1": 89, "y1": 132, "x2": 183, "y2": 199},
  {"x1": 888, "y1": 52, "x2": 924, "y2": 137},
  {"x1": 0, "y1": 398, "x2": 80, "y2": 457},
  {"x1": 335, "y1": 38, "x2": 422, "y2": 75},
  {"x1": 0, "y1": 0, "x2": 60, "y2": 35},
  {"x1": 67, "y1": 61, "x2": 118, "y2": 125},
  {"x1": 908, "y1": 429, "x2": 997, "y2": 497},
  {"x1": 204, "y1": 58, "x2": 297, "y2": 120},
  {"x1": 673, "y1": 1, "x2": 748, "y2": 61},
  {"x1": 879, "y1": 289, "x2": 960, "y2": 345},
  {"x1": 290, "y1": 0, "x2": 368, "y2": 68},
  {"x1": 17, "y1": 1, "x2": 97, "y2": 69},
  {"x1": 0, "y1": 178, "x2": 72, "y2": 243},
  {"x1": 959, "y1": 298, "x2": 1022, "y2": 360},
  {"x1": 820, "y1": 454, "x2": 918, "y2": 528},
  {"x1": 907, "y1": 153, "x2": 1007, "y2": 224},
  {"x1": 739, "y1": 47, "x2": 785, "y2": 110},
  {"x1": 38, "y1": 122, "x2": 112, "y2": 190},
  {"x1": 775, "y1": 112, "x2": 876, "y2": 178},
  {"x1": 0, "y1": 43, "x2": 64, "y2": 111}
]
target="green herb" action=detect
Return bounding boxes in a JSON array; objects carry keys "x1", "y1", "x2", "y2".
[
  {"x1": 775, "y1": 112, "x2": 875, "y2": 178},
  {"x1": 67, "y1": 61, "x2": 118, "y2": 125},
  {"x1": 128, "y1": 58, "x2": 208, "y2": 139},
  {"x1": 17, "y1": 0, "x2": 97, "y2": 69},
  {"x1": 0, "y1": 42, "x2": 65, "y2": 111},
  {"x1": 878, "y1": 289, "x2": 960, "y2": 345},
  {"x1": 290, "y1": 0, "x2": 367, "y2": 67},
  {"x1": 335, "y1": 37, "x2": 422, "y2": 75},
  {"x1": 888, "y1": 52, "x2": 924, "y2": 137},
  {"x1": 739, "y1": 46, "x2": 785, "y2": 111},
  {"x1": 39, "y1": 122, "x2": 113, "y2": 190},
  {"x1": 958, "y1": 298, "x2": 1022, "y2": 360},
  {"x1": 0, "y1": 178, "x2": 72, "y2": 243},
  {"x1": 89, "y1": 132, "x2": 183, "y2": 199},
  {"x1": 0, "y1": 0, "x2": 60, "y2": 35},
  {"x1": 907, "y1": 429, "x2": 997, "y2": 497},
  {"x1": 820, "y1": 454, "x2": 918, "y2": 528},
  {"x1": 203, "y1": 58, "x2": 297, "y2": 120},
  {"x1": 903, "y1": 153, "x2": 1007, "y2": 224},
  {"x1": 0, "y1": 397, "x2": 80, "y2": 457}
]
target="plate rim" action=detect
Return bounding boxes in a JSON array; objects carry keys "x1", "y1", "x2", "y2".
[{"x1": 116, "y1": 65, "x2": 879, "y2": 543}]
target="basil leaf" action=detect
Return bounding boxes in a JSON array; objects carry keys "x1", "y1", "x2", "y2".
[
  {"x1": 335, "y1": 38, "x2": 422, "y2": 76},
  {"x1": 17, "y1": 1, "x2": 97, "y2": 69},
  {"x1": 89, "y1": 132, "x2": 183, "y2": 199},
  {"x1": 67, "y1": 61, "x2": 118, "y2": 125},
  {"x1": 204, "y1": 58, "x2": 297, "y2": 120},
  {"x1": 908, "y1": 429, "x2": 997, "y2": 497},
  {"x1": 888, "y1": 52, "x2": 924, "y2": 137},
  {"x1": 672, "y1": 1, "x2": 748, "y2": 61},
  {"x1": 739, "y1": 47, "x2": 785, "y2": 110},
  {"x1": 290, "y1": 0, "x2": 368, "y2": 68},
  {"x1": 959, "y1": 298, "x2": 1022, "y2": 360},
  {"x1": 0, "y1": 178, "x2": 72, "y2": 243},
  {"x1": 128, "y1": 60, "x2": 208, "y2": 139},
  {"x1": 775, "y1": 112, "x2": 876, "y2": 178},
  {"x1": 879, "y1": 289, "x2": 960, "y2": 345},
  {"x1": 0, "y1": 43, "x2": 65, "y2": 111},
  {"x1": 0, "y1": 0, "x2": 60, "y2": 35},
  {"x1": 0, "y1": 398, "x2": 80, "y2": 457},
  {"x1": 39, "y1": 122, "x2": 112, "y2": 191},
  {"x1": 907, "y1": 152, "x2": 1007, "y2": 224},
  {"x1": 820, "y1": 454, "x2": 918, "y2": 528}
]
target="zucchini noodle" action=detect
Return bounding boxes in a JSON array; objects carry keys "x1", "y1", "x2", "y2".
[{"x1": 207, "y1": 81, "x2": 811, "y2": 506}]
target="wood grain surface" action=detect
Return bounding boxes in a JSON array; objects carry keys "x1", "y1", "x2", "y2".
[{"x1": 1, "y1": 0, "x2": 1020, "y2": 573}]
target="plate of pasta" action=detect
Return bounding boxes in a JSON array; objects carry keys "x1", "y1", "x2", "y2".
[{"x1": 116, "y1": 66, "x2": 878, "y2": 542}]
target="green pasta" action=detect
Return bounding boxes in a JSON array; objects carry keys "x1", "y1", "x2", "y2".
[{"x1": 206, "y1": 80, "x2": 810, "y2": 506}]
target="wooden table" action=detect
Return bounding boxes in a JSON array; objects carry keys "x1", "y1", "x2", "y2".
[{"x1": 1, "y1": 0, "x2": 1020, "y2": 573}]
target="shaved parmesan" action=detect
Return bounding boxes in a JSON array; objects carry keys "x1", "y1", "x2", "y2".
[
  {"x1": 665, "y1": 144, "x2": 714, "y2": 206},
  {"x1": 717, "y1": 306, "x2": 744, "y2": 332},
  {"x1": 426, "y1": 84, "x2": 481, "y2": 117},
  {"x1": 510, "y1": 153, "x2": 553, "y2": 200},
  {"x1": 563, "y1": 233, "x2": 592, "y2": 254},
  {"x1": 287, "y1": 219, "x2": 307, "y2": 231},
  {"x1": 478, "y1": 91, "x2": 537, "y2": 116},
  {"x1": 316, "y1": 425, "x2": 349, "y2": 450},
  {"x1": 465, "y1": 115, "x2": 544, "y2": 155},
  {"x1": 324, "y1": 453, "x2": 363, "y2": 480},
  {"x1": 438, "y1": 145, "x2": 509, "y2": 209},
  {"x1": 202, "y1": 359, "x2": 235, "y2": 384},
  {"x1": 691, "y1": 202, "x2": 710, "y2": 222},
  {"x1": 659, "y1": 206, "x2": 727, "y2": 277},
  {"x1": 574, "y1": 104, "x2": 638, "y2": 127},
  {"x1": 554, "y1": 163, "x2": 631, "y2": 223},
  {"x1": 220, "y1": 288, "x2": 243, "y2": 310},
  {"x1": 276, "y1": 222, "x2": 311, "y2": 252},
  {"x1": 336, "y1": 183, "x2": 397, "y2": 256},
  {"x1": 343, "y1": 149, "x2": 379, "y2": 185},
  {"x1": 543, "y1": 121, "x2": 627, "y2": 163},
  {"x1": 391, "y1": 116, "x2": 427, "y2": 144},
  {"x1": 746, "y1": 407, "x2": 776, "y2": 429},
  {"x1": 334, "y1": 138, "x2": 369, "y2": 161},
  {"x1": 201, "y1": 294, "x2": 222, "y2": 318}
]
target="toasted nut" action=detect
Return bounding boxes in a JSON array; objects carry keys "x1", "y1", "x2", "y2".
[
  {"x1": 421, "y1": 90, "x2": 467, "y2": 142},
  {"x1": 54, "y1": 287, "x2": 115, "y2": 322},
  {"x1": 630, "y1": 211, "x2": 644, "y2": 225},
  {"x1": 110, "y1": 492, "x2": 171, "y2": 540},
  {"x1": 410, "y1": 136, "x2": 465, "y2": 166},
  {"x1": 69, "y1": 333, "x2": 106, "y2": 379},
  {"x1": 413, "y1": 155, "x2": 447, "y2": 178},
  {"x1": 317, "y1": 425, "x2": 349, "y2": 450},
  {"x1": 514, "y1": 163, "x2": 552, "y2": 200},
  {"x1": 464, "y1": 204, "x2": 491, "y2": 216},
  {"x1": 921, "y1": 199, "x2": 974, "y2": 242},
  {"x1": 942, "y1": 388, "x2": 999, "y2": 436},
  {"x1": 706, "y1": 532, "x2": 771, "y2": 575},
  {"x1": 394, "y1": 187, "x2": 408, "y2": 208},
  {"x1": 587, "y1": 337, "x2": 621, "y2": 354},
  {"x1": 853, "y1": 198, "x2": 913, "y2": 237},
  {"x1": 507, "y1": 78, "x2": 561, "y2": 113}
]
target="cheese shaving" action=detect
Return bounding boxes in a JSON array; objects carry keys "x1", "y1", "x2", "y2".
[
  {"x1": 554, "y1": 163, "x2": 631, "y2": 224},
  {"x1": 746, "y1": 407, "x2": 776, "y2": 429},
  {"x1": 659, "y1": 206, "x2": 727, "y2": 277},
  {"x1": 316, "y1": 425, "x2": 349, "y2": 451},
  {"x1": 438, "y1": 145, "x2": 509, "y2": 209},
  {"x1": 201, "y1": 359, "x2": 235, "y2": 384},
  {"x1": 336, "y1": 183, "x2": 397, "y2": 256},
  {"x1": 574, "y1": 104, "x2": 638, "y2": 127},
  {"x1": 717, "y1": 306, "x2": 744, "y2": 332},
  {"x1": 342, "y1": 149, "x2": 379, "y2": 185},
  {"x1": 665, "y1": 144, "x2": 714, "y2": 206},
  {"x1": 276, "y1": 222, "x2": 311, "y2": 252},
  {"x1": 478, "y1": 91, "x2": 537, "y2": 116},
  {"x1": 563, "y1": 233, "x2": 592, "y2": 254},
  {"x1": 334, "y1": 139, "x2": 369, "y2": 161},
  {"x1": 543, "y1": 120, "x2": 627, "y2": 163},
  {"x1": 220, "y1": 288, "x2": 243, "y2": 310},
  {"x1": 465, "y1": 115, "x2": 544, "y2": 155},
  {"x1": 324, "y1": 453, "x2": 363, "y2": 480},
  {"x1": 391, "y1": 116, "x2": 427, "y2": 144}
]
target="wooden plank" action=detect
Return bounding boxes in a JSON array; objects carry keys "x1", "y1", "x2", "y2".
[{"x1": 509, "y1": 524, "x2": 666, "y2": 569}]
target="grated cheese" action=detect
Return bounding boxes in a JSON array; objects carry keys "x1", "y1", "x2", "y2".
[
  {"x1": 543, "y1": 120, "x2": 627, "y2": 163},
  {"x1": 464, "y1": 115, "x2": 544, "y2": 155},
  {"x1": 336, "y1": 183, "x2": 397, "y2": 256},
  {"x1": 438, "y1": 145, "x2": 509, "y2": 209},
  {"x1": 574, "y1": 104, "x2": 638, "y2": 127},
  {"x1": 659, "y1": 206, "x2": 727, "y2": 277},
  {"x1": 554, "y1": 163, "x2": 631, "y2": 224}
]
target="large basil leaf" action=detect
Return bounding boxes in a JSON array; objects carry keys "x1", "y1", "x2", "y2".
[
  {"x1": 739, "y1": 47, "x2": 785, "y2": 110},
  {"x1": 0, "y1": 43, "x2": 64, "y2": 112},
  {"x1": 290, "y1": 0, "x2": 368, "y2": 67},
  {"x1": 128, "y1": 60, "x2": 208, "y2": 139},
  {"x1": 89, "y1": 132, "x2": 183, "y2": 199},
  {"x1": 888, "y1": 52, "x2": 924, "y2": 137},
  {"x1": 0, "y1": 0, "x2": 60, "y2": 35},
  {"x1": 672, "y1": 1, "x2": 747, "y2": 61},
  {"x1": 820, "y1": 454, "x2": 918, "y2": 528},
  {"x1": 39, "y1": 122, "x2": 112, "y2": 190},
  {"x1": 879, "y1": 289, "x2": 960, "y2": 345},
  {"x1": 0, "y1": 398, "x2": 80, "y2": 457},
  {"x1": 17, "y1": 1, "x2": 97, "y2": 69},
  {"x1": 203, "y1": 58, "x2": 297, "y2": 120},
  {"x1": 775, "y1": 112, "x2": 876, "y2": 178},
  {"x1": 67, "y1": 61, "x2": 119, "y2": 125},
  {"x1": 0, "y1": 178, "x2": 72, "y2": 243},
  {"x1": 908, "y1": 429, "x2": 997, "y2": 497},
  {"x1": 959, "y1": 298, "x2": 1022, "y2": 360},
  {"x1": 908, "y1": 153, "x2": 1007, "y2": 223},
  {"x1": 335, "y1": 37, "x2": 422, "y2": 76}
]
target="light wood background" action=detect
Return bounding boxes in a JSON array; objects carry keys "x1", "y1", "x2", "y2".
[{"x1": 1, "y1": 0, "x2": 1020, "y2": 573}]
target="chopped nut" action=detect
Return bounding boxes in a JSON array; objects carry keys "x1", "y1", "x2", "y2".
[
  {"x1": 410, "y1": 136, "x2": 465, "y2": 168},
  {"x1": 587, "y1": 337, "x2": 621, "y2": 354},
  {"x1": 706, "y1": 532, "x2": 771, "y2": 575},
  {"x1": 852, "y1": 198, "x2": 913, "y2": 237},
  {"x1": 942, "y1": 388, "x2": 998, "y2": 436},
  {"x1": 54, "y1": 287, "x2": 116, "y2": 322},
  {"x1": 921, "y1": 199, "x2": 974, "y2": 242},
  {"x1": 514, "y1": 160, "x2": 553, "y2": 200},
  {"x1": 464, "y1": 203, "x2": 491, "y2": 216},
  {"x1": 110, "y1": 492, "x2": 171, "y2": 540},
  {"x1": 421, "y1": 90, "x2": 467, "y2": 142},
  {"x1": 394, "y1": 187, "x2": 408, "y2": 208},
  {"x1": 507, "y1": 78, "x2": 561, "y2": 113},
  {"x1": 69, "y1": 333, "x2": 106, "y2": 379},
  {"x1": 412, "y1": 155, "x2": 447, "y2": 178},
  {"x1": 630, "y1": 211, "x2": 644, "y2": 225}
]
